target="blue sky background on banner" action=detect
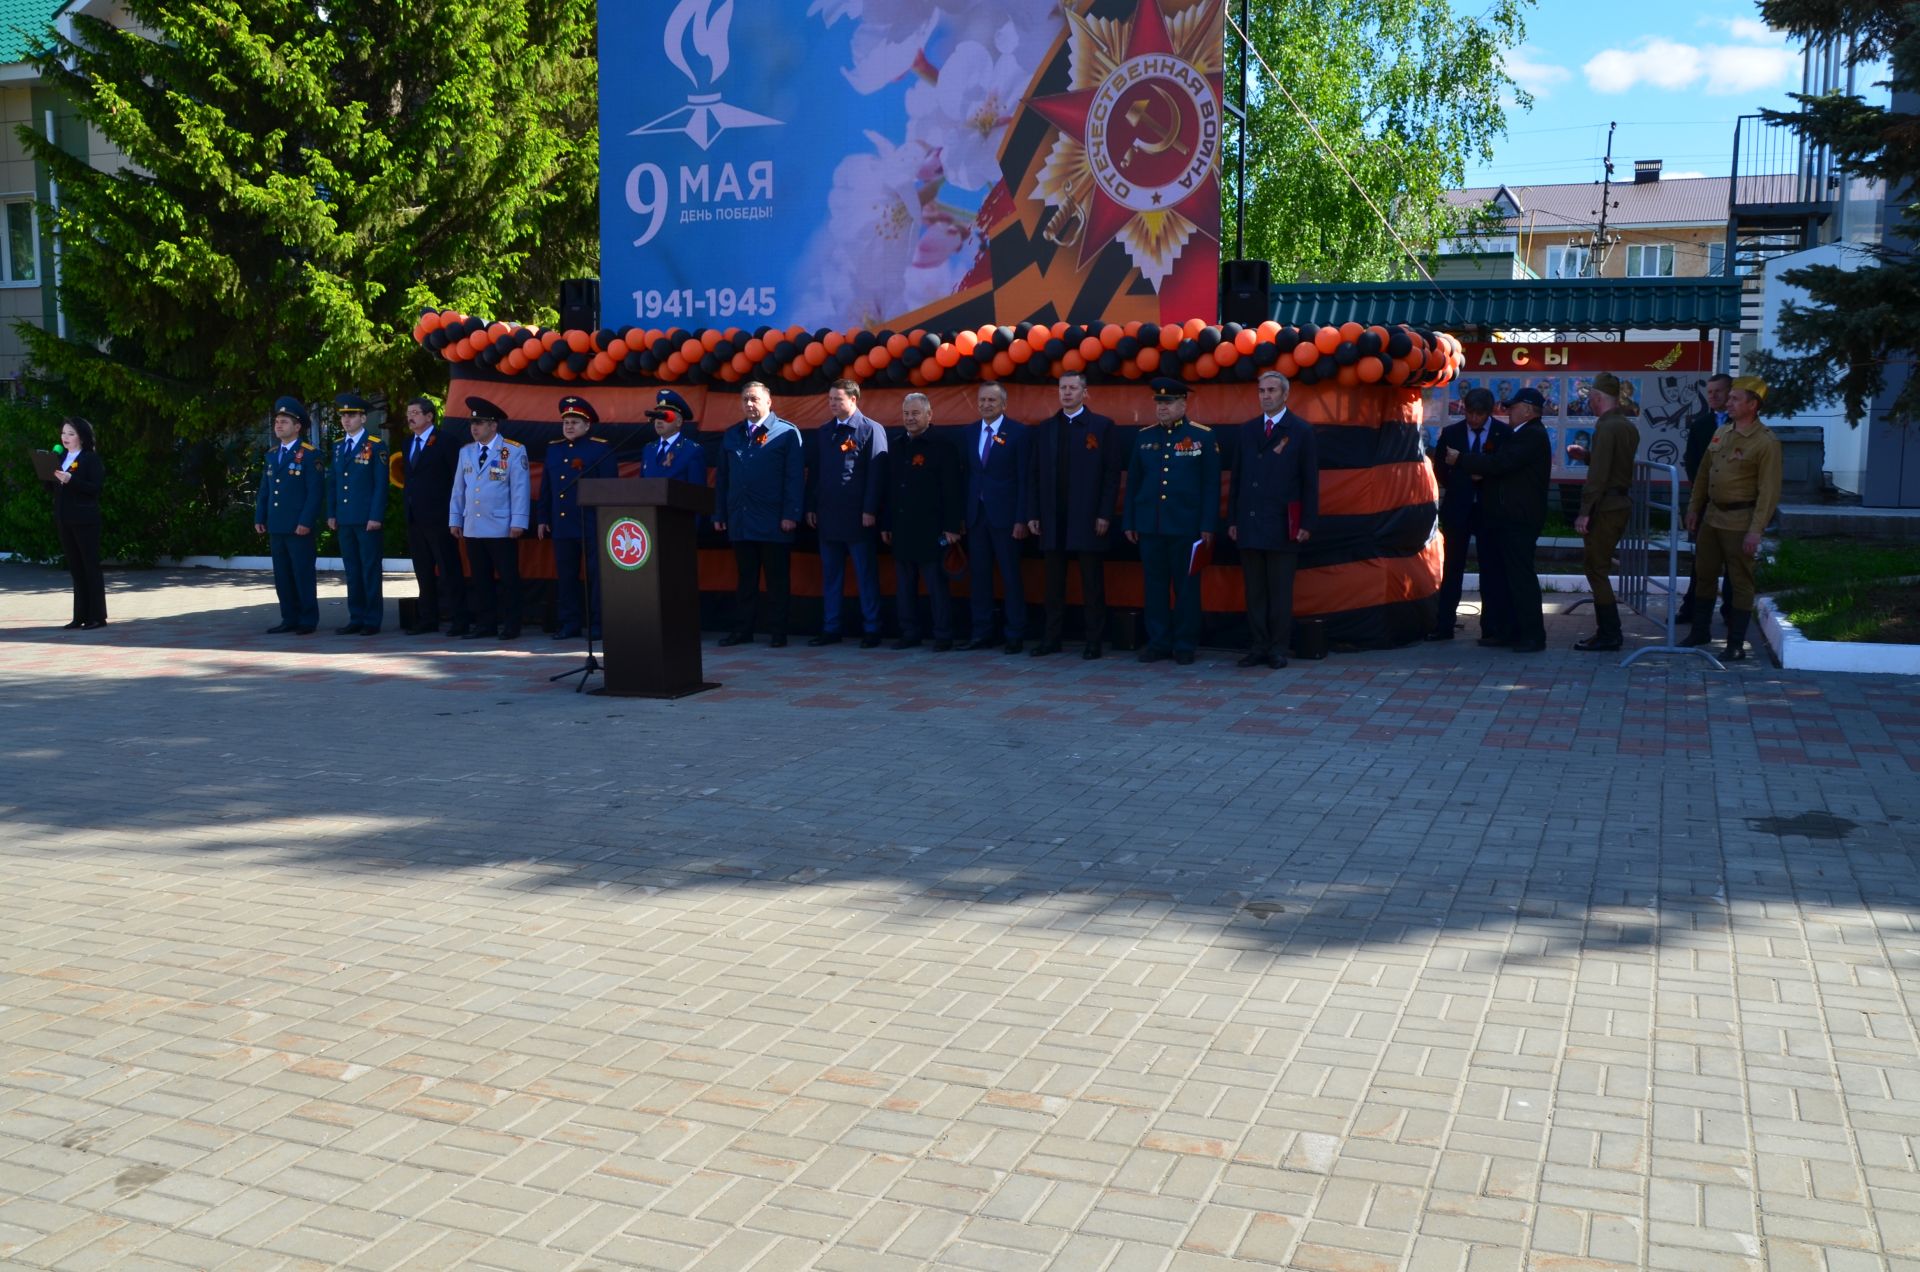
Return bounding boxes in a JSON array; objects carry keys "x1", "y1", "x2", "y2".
[{"x1": 598, "y1": 0, "x2": 1064, "y2": 334}]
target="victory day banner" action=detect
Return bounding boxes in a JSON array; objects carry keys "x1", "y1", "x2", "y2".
[{"x1": 597, "y1": 0, "x2": 1224, "y2": 334}]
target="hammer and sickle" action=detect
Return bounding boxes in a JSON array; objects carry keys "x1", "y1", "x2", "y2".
[{"x1": 1123, "y1": 85, "x2": 1188, "y2": 170}]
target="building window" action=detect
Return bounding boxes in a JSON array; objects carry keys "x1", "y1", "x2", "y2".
[
  {"x1": 1439, "y1": 234, "x2": 1517, "y2": 256},
  {"x1": 1705, "y1": 241, "x2": 1727, "y2": 275},
  {"x1": 1, "y1": 200, "x2": 37, "y2": 284},
  {"x1": 1624, "y1": 244, "x2": 1675, "y2": 277},
  {"x1": 1545, "y1": 245, "x2": 1591, "y2": 278}
]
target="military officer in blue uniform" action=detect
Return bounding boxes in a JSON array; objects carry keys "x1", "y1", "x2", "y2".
[
  {"x1": 537, "y1": 395, "x2": 616, "y2": 640},
  {"x1": 327, "y1": 392, "x2": 388, "y2": 634},
  {"x1": 254, "y1": 396, "x2": 322, "y2": 634},
  {"x1": 450, "y1": 397, "x2": 531, "y2": 640},
  {"x1": 713, "y1": 380, "x2": 805, "y2": 647},
  {"x1": 641, "y1": 389, "x2": 707, "y2": 485},
  {"x1": 1125, "y1": 378, "x2": 1220, "y2": 665}
]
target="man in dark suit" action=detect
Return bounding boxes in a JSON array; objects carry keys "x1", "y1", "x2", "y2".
[
  {"x1": 399, "y1": 397, "x2": 467, "y2": 635},
  {"x1": 808, "y1": 378, "x2": 889, "y2": 647},
  {"x1": 1230, "y1": 371, "x2": 1318, "y2": 669},
  {"x1": 882, "y1": 392, "x2": 964, "y2": 650},
  {"x1": 1427, "y1": 386, "x2": 1512, "y2": 644},
  {"x1": 713, "y1": 380, "x2": 805, "y2": 647},
  {"x1": 963, "y1": 382, "x2": 1031, "y2": 653},
  {"x1": 1448, "y1": 387, "x2": 1552, "y2": 652},
  {"x1": 1025, "y1": 370, "x2": 1124, "y2": 659},
  {"x1": 1680, "y1": 372, "x2": 1732, "y2": 626}
]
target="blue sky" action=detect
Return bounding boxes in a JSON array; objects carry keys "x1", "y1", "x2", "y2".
[{"x1": 1461, "y1": 0, "x2": 1861, "y2": 188}]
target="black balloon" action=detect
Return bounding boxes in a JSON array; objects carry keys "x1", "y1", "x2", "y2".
[
  {"x1": 1253, "y1": 341, "x2": 1279, "y2": 367},
  {"x1": 1196, "y1": 326, "x2": 1221, "y2": 352}
]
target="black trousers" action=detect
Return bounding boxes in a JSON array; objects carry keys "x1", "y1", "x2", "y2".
[
  {"x1": 1240, "y1": 547, "x2": 1297, "y2": 656},
  {"x1": 465, "y1": 537, "x2": 522, "y2": 634},
  {"x1": 893, "y1": 557, "x2": 953, "y2": 640},
  {"x1": 1491, "y1": 521, "x2": 1544, "y2": 646},
  {"x1": 1436, "y1": 517, "x2": 1509, "y2": 637},
  {"x1": 1041, "y1": 549, "x2": 1106, "y2": 644},
  {"x1": 57, "y1": 520, "x2": 106, "y2": 624},
  {"x1": 732, "y1": 540, "x2": 791, "y2": 638},
  {"x1": 406, "y1": 518, "x2": 466, "y2": 627}
]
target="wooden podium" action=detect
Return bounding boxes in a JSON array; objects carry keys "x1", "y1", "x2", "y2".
[{"x1": 579, "y1": 477, "x2": 716, "y2": 698}]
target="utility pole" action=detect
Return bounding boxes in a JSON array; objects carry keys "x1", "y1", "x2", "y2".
[{"x1": 1587, "y1": 121, "x2": 1621, "y2": 276}]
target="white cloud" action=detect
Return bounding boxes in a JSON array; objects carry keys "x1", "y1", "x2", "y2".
[
  {"x1": 1583, "y1": 28, "x2": 1798, "y2": 96},
  {"x1": 1505, "y1": 45, "x2": 1571, "y2": 97},
  {"x1": 1663, "y1": 170, "x2": 1708, "y2": 179}
]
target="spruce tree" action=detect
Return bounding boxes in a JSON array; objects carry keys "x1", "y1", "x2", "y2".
[{"x1": 1749, "y1": 0, "x2": 1917, "y2": 423}]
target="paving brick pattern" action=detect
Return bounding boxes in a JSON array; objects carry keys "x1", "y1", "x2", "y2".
[{"x1": 2, "y1": 564, "x2": 1919, "y2": 1270}]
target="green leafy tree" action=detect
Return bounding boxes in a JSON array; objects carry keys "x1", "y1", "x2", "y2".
[
  {"x1": 1225, "y1": 0, "x2": 1532, "y2": 283},
  {"x1": 20, "y1": 0, "x2": 597, "y2": 451},
  {"x1": 1747, "y1": 0, "x2": 1916, "y2": 424}
]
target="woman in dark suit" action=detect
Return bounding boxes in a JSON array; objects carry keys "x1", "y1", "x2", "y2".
[{"x1": 47, "y1": 417, "x2": 107, "y2": 629}]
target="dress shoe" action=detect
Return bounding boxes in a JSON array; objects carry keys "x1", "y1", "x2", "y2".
[
  {"x1": 293, "y1": 626, "x2": 316, "y2": 635},
  {"x1": 1028, "y1": 641, "x2": 1062, "y2": 657},
  {"x1": 1266, "y1": 654, "x2": 1288, "y2": 669},
  {"x1": 463, "y1": 628, "x2": 496, "y2": 639},
  {"x1": 358, "y1": 627, "x2": 380, "y2": 636},
  {"x1": 79, "y1": 620, "x2": 107, "y2": 630},
  {"x1": 769, "y1": 635, "x2": 788, "y2": 648},
  {"x1": 1572, "y1": 632, "x2": 1622, "y2": 652},
  {"x1": 266, "y1": 622, "x2": 295, "y2": 634},
  {"x1": 335, "y1": 623, "x2": 364, "y2": 635},
  {"x1": 61, "y1": 619, "x2": 85, "y2": 630},
  {"x1": 1138, "y1": 647, "x2": 1170, "y2": 663},
  {"x1": 1174, "y1": 651, "x2": 1194, "y2": 665},
  {"x1": 498, "y1": 628, "x2": 521, "y2": 641},
  {"x1": 963, "y1": 638, "x2": 997, "y2": 651},
  {"x1": 551, "y1": 626, "x2": 581, "y2": 641},
  {"x1": 718, "y1": 633, "x2": 751, "y2": 647},
  {"x1": 1509, "y1": 640, "x2": 1546, "y2": 653},
  {"x1": 1424, "y1": 629, "x2": 1454, "y2": 642},
  {"x1": 1002, "y1": 641, "x2": 1023, "y2": 654},
  {"x1": 860, "y1": 634, "x2": 882, "y2": 649},
  {"x1": 931, "y1": 639, "x2": 953, "y2": 652},
  {"x1": 1082, "y1": 643, "x2": 1102, "y2": 660},
  {"x1": 808, "y1": 633, "x2": 843, "y2": 647},
  {"x1": 405, "y1": 625, "x2": 436, "y2": 636},
  {"x1": 891, "y1": 637, "x2": 923, "y2": 650},
  {"x1": 444, "y1": 624, "x2": 470, "y2": 638},
  {"x1": 1236, "y1": 652, "x2": 1267, "y2": 668},
  {"x1": 1476, "y1": 636, "x2": 1511, "y2": 647}
]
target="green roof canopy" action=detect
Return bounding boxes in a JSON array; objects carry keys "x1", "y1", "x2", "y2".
[
  {"x1": 0, "y1": 0, "x2": 61, "y2": 66},
  {"x1": 1269, "y1": 277, "x2": 1743, "y2": 333}
]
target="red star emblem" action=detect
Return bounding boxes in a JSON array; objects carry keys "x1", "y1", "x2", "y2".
[{"x1": 1029, "y1": 0, "x2": 1223, "y2": 269}]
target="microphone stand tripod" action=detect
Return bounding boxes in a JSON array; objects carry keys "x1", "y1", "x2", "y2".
[{"x1": 551, "y1": 431, "x2": 636, "y2": 692}]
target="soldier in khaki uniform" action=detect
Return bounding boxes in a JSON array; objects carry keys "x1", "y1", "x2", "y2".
[
  {"x1": 1572, "y1": 372, "x2": 1639, "y2": 652},
  {"x1": 1682, "y1": 376, "x2": 1781, "y2": 661}
]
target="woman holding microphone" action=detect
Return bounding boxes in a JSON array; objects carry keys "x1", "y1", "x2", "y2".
[{"x1": 47, "y1": 417, "x2": 107, "y2": 629}]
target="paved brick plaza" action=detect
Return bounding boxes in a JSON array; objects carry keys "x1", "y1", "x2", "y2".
[{"x1": 3, "y1": 562, "x2": 1919, "y2": 1271}]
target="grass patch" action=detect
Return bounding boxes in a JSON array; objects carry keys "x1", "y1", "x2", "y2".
[{"x1": 1758, "y1": 539, "x2": 1920, "y2": 645}]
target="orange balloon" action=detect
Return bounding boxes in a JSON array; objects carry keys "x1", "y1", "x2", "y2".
[
  {"x1": 869, "y1": 346, "x2": 892, "y2": 370},
  {"x1": 1008, "y1": 339, "x2": 1032, "y2": 364},
  {"x1": 1060, "y1": 350, "x2": 1085, "y2": 374},
  {"x1": 1195, "y1": 353, "x2": 1219, "y2": 379},
  {"x1": 1357, "y1": 357, "x2": 1384, "y2": 384},
  {"x1": 978, "y1": 324, "x2": 997, "y2": 344},
  {"x1": 1337, "y1": 365, "x2": 1360, "y2": 387},
  {"x1": 452, "y1": 337, "x2": 474, "y2": 360},
  {"x1": 1385, "y1": 359, "x2": 1410, "y2": 386},
  {"x1": 991, "y1": 351, "x2": 1015, "y2": 378},
  {"x1": 587, "y1": 354, "x2": 613, "y2": 379},
  {"x1": 1099, "y1": 324, "x2": 1122, "y2": 350},
  {"x1": 698, "y1": 329, "x2": 721, "y2": 351},
  {"x1": 1366, "y1": 325, "x2": 1389, "y2": 347},
  {"x1": 1121, "y1": 361, "x2": 1143, "y2": 380},
  {"x1": 887, "y1": 334, "x2": 909, "y2": 357},
  {"x1": 1214, "y1": 344, "x2": 1239, "y2": 368},
  {"x1": 955, "y1": 330, "x2": 978, "y2": 356},
  {"x1": 502, "y1": 350, "x2": 525, "y2": 374},
  {"x1": 486, "y1": 321, "x2": 508, "y2": 341},
  {"x1": 804, "y1": 342, "x2": 827, "y2": 367},
  {"x1": 563, "y1": 330, "x2": 588, "y2": 354},
  {"x1": 1123, "y1": 320, "x2": 1143, "y2": 339},
  {"x1": 744, "y1": 338, "x2": 766, "y2": 361},
  {"x1": 935, "y1": 343, "x2": 959, "y2": 368},
  {"x1": 607, "y1": 339, "x2": 629, "y2": 361},
  {"x1": 665, "y1": 352, "x2": 688, "y2": 377},
  {"x1": 1313, "y1": 327, "x2": 1341, "y2": 355},
  {"x1": 1276, "y1": 354, "x2": 1299, "y2": 379},
  {"x1": 852, "y1": 354, "x2": 873, "y2": 379},
  {"x1": 680, "y1": 338, "x2": 703, "y2": 362},
  {"x1": 732, "y1": 352, "x2": 753, "y2": 374},
  {"x1": 419, "y1": 311, "x2": 443, "y2": 333},
  {"x1": 1294, "y1": 341, "x2": 1321, "y2": 367},
  {"x1": 1137, "y1": 347, "x2": 1161, "y2": 372},
  {"x1": 1233, "y1": 329, "x2": 1257, "y2": 356},
  {"x1": 1183, "y1": 317, "x2": 1207, "y2": 339},
  {"x1": 820, "y1": 331, "x2": 841, "y2": 354},
  {"x1": 1424, "y1": 348, "x2": 1444, "y2": 372},
  {"x1": 1078, "y1": 336, "x2": 1102, "y2": 361},
  {"x1": 555, "y1": 364, "x2": 577, "y2": 381},
  {"x1": 1256, "y1": 320, "x2": 1281, "y2": 342},
  {"x1": 1338, "y1": 322, "x2": 1363, "y2": 344},
  {"x1": 1160, "y1": 324, "x2": 1182, "y2": 351},
  {"x1": 1050, "y1": 321, "x2": 1069, "y2": 339}
]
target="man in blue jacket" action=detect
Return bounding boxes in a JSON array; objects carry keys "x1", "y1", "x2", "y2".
[
  {"x1": 328, "y1": 392, "x2": 388, "y2": 634},
  {"x1": 537, "y1": 395, "x2": 617, "y2": 641},
  {"x1": 713, "y1": 380, "x2": 805, "y2": 647},
  {"x1": 1126, "y1": 378, "x2": 1220, "y2": 665},
  {"x1": 641, "y1": 389, "x2": 708, "y2": 485},
  {"x1": 1026, "y1": 371, "x2": 1123, "y2": 659},
  {"x1": 808, "y1": 379, "x2": 889, "y2": 647},
  {"x1": 254, "y1": 396, "x2": 322, "y2": 634},
  {"x1": 963, "y1": 382, "x2": 1031, "y2": 652},
  {"x1": 1230, "y1": 371, "x2": 1318, "y2": 669}
]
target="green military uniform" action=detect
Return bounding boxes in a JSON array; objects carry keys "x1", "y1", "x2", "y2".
[
  {"x1": 1579, "y1": 405, "x2": 1638, "y2": 606},
  {"x1": 1688, "y1": 420, "x2": 1781, "y2": 610},
  {"x1": 1126, "y1": 381, "x2": 1221, "y2": 661}
]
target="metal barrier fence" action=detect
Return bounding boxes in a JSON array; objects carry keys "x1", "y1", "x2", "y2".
[{"x1": 1620, "y1": 460, "x2": 1723, "y2": 669}]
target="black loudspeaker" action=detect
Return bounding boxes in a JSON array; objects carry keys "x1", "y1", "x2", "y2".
[
  {"x1": 560, "y1": 278, "x2": 600, "y2": 332},
  {"x1": 1220, "y1": 258, "x2": 1272, "y2": 326}
]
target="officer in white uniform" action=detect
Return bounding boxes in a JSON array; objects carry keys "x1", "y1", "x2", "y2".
[{"x1": 449, "y1": 397, "x2": 531, "y2": 639}]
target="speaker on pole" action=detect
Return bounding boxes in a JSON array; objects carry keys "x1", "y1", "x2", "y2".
[
  {"x1": 560, "y1": 278, "x2": 600, "y2": 333},
  {"x1": 1220, "y1": 259, "x2": 1271, "y2": 326}
]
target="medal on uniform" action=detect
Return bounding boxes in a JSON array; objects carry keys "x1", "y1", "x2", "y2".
[{"x1": 1085, "y1": 434, "x2": 1099, "y2": 450}]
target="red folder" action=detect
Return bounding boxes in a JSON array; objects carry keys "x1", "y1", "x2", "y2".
[
  {"x1": 1188, "y1": 537, "x2": 1213, "y2": 576},
  {"x1": 1288, "y1": 500, "x2": 1302, "y2": 540}
]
